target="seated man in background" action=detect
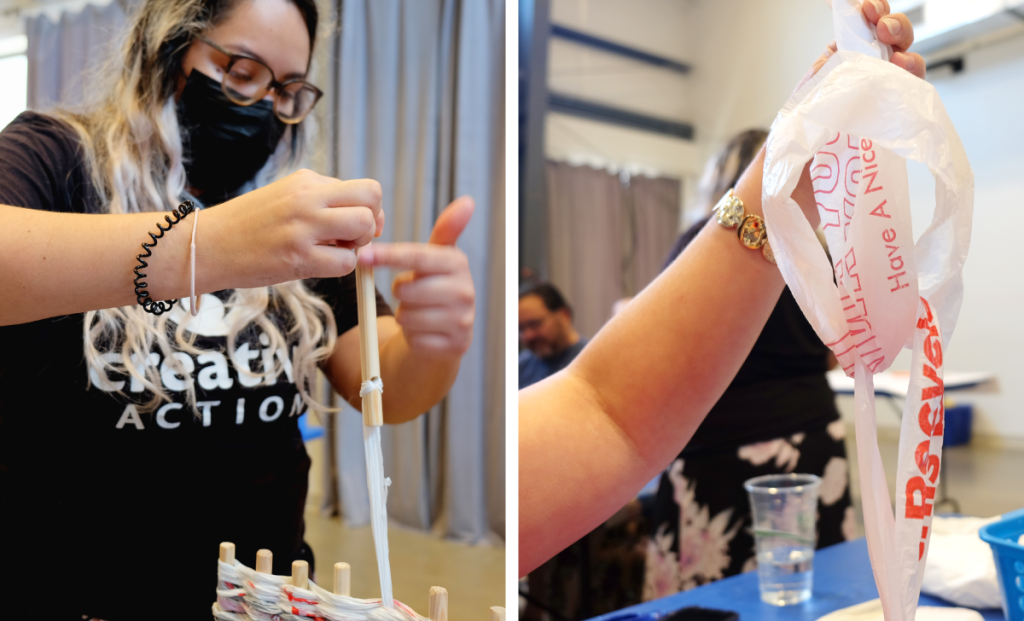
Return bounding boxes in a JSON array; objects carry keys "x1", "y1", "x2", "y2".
[{"x1": 519, "y1": 281, "x2": 587, "y2": 388}]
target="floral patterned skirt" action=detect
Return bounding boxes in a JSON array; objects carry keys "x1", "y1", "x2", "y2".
[{"x1": 643, "y1": 419, "x2": 855, "y2": 601}]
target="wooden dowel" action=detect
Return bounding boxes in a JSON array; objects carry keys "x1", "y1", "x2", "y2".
[
  {"x1": 256, "y1": 549, "x2": 273, "y2": 574},
  {"x1": 355, "y1": 248, "x2": 383, "y2": 427},
  {"x1": 490, "y1": 606, "x2": 506, "y2": 621},
  {"x1": 334, "y1": 562, "x2": 351, "y2": 596},
  {"x1": 292, "y1": 560, "x2": 308, "y2": 590},
  {"x1": 219, "y1": 542, "x2": 235, "y2": 564},
  {"x1": 428, "y1": 586, "x2": 448, "y2": 621}
]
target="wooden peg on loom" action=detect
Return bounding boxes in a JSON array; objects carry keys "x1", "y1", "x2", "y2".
[
  {"x1": 428, "y1": 586, "x2": 448, "y2": 621},
  {"x1": 333, "y1": 562, "x2": 351, "y2": 596},
  {"x1": 355, "y1": 247, "x2": 383, "y2": 427},
  {"x1": 219, "y1": 542, "x2": 235, "y2": 564},
  {"x1": 489, "y1": 606, "x2": 506, "y2": 621},
  {"x1": 256, "y1": 549, "x2": 273, "y2": 574},
  {"x1": 292, "y1": 560, "x2": 308, "y2": 589}
]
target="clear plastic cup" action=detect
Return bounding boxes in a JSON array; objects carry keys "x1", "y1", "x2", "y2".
[{"x1": 744, "y1": 473, "x2": 821, "y2": 606}]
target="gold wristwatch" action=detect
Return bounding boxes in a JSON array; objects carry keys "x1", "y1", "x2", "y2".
[{"x1": 713, "y1": 188, "x2": 775, "y2": 264}]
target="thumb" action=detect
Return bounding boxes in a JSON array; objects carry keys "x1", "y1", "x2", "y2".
[{"x1": 428, "y1": 196, "x2": 475, "y2": 246}]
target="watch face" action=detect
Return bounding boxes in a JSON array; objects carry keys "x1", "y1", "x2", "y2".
[
  {"x1": 739, "y1": 215, "x2": 767, "y2": 249},
  {"x1": 717, "y1": 195, "x2": 744, "y2": 228}
]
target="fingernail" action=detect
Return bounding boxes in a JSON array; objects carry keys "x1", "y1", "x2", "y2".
[
  {"x1": 358, "y1": 247, "x2": 374, "y2": 263},
  {"x1": 882, "y1": 17, "x2": 901, "y2": 36},
  {"x1": 903, "y1": 55, "x2": 916, "y2": 72},
  {"x1": 869, "y1": 0, "x2": 883, "y2": 15}
]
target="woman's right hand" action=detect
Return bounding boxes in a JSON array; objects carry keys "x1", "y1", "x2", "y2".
[
  {"x1": 0, "y1": 170, "x2": 384, "y2": 325},
  {"x1": 202, "y1": 169, "x2": 385, "y2": 291}
]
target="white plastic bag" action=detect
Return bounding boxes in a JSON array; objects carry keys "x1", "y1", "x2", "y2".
[
  {"x1": 920, "y1": 516, "x2": 1001, "y2": 610},
  {"x1": 761, "y1": 1, "x2": 973, "y2": 620}
]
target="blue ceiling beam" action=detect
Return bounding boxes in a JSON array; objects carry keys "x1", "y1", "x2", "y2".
[
  {"x1": 549, "y1": 93, "x2": 694, "y2": 140},
  {"x1": 550, "y1": 24, "x2": 691, "y2": 74}
]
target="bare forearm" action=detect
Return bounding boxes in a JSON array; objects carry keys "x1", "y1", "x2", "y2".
[
  {"x1": 519, "y1": 148, "x2": 786, "y2": 574},
  {"x1": 0, "y1": 205, "x2": 207, "y2": 325},
  {"x1": 377, "y1": 327, "x2": 461, "y2": 423},
  {"x1": 0, "y1": 171, "x2": 388, "y2": 326}
]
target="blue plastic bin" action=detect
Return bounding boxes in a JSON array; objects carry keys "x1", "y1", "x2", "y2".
[
  {"x1": 944, "y1": 404, "x2": 973, "y2": 447},
  {"x1": 979, "y1": 508, "x2": 1024, "y2": 621}
]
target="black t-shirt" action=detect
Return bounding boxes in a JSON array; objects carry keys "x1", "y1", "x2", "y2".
[
  {"x1": 0, "y1": 112, "x2": 393, "y2": 620},
  {"x1": 664, "y1": 216, "x2": 839, "y2": 450}
]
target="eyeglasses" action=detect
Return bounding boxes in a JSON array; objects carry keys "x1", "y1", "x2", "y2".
[
  {"x1": 197, "y1": 37, "x2": 323, "y2": 124},
  {"x1": 518, "y1": 313, "x2": 551, "y2": 336}
]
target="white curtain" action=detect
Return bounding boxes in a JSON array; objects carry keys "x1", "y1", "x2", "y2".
[
  {"x1": 319, "y1": 0, "x2": 505, "y2": 544},
  {"x1": 25, "y1": 1, "x2": 128, "y2": 111}
]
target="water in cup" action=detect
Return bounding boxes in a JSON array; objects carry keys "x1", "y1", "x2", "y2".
[
  {"x1": 756, "y1": 544, "x2": 814, "y2": 606},
  {"x1": 744, "y1": 473, "x2": 821, "y2": 606}
]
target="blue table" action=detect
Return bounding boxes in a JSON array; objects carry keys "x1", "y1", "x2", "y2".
[{"x1": 587, "y1": 538, "x2": 1003, "y2": 621}]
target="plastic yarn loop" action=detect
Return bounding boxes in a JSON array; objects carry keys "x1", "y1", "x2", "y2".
[
  {"x1": 310, "y1": 582, "x2": 428, "y2": 621},
  {"x1": 239, "y1": 563, "x2": 291, "y2": 621},
  {"x1": 212, "y1": 560, "x2": 248, "y2": 621},
  {"x1": 279, "y1": 584, "x2": 321, "y2": 620},
  {"x1": 360, "y1": 377, "x2": 383, "y2": 397},
  {"x1": 189, "y1": 206, "x2": 202, "y2": 317}
]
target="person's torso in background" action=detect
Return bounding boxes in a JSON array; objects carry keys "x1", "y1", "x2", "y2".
[
  {"x1": 519, "y1": 338, "x2": 588, "y2": 388},
  {"x1": 663, "y1": 217, "x2": 838, "y2": 451}
]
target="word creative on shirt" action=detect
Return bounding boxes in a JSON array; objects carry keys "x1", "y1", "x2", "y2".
[{"x1": 88, "y1": 332, "x2": 305, "y2": 431}]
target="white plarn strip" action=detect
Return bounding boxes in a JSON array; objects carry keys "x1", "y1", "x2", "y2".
[
  {"x1": 212, "y1": 560, "x2": 248, "y2": 621},
  {"x1": 238, "y1": 563, "x2": 290, "y2": 621},
  {"x1": 363, "y1": 423, "x2": 394, "y2": 607},
  {"x1": 360, "y1": 378, "x2": 384, "y2": 397},
  {"x1": 311, "y1": 583, "x2": 428, "y2": 621},
  {"x1": 277, "y1": 583, "x2": 320, "y2": 620}
]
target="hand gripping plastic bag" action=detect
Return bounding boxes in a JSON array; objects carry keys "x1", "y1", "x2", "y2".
[{"x1": 761, "y1": 1, "x2": 973, "y2": 620}]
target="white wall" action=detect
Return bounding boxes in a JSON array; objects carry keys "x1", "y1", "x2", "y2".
[
  {"x1": 860, "y1": 31, "x2": 1024, "y2": 440},
  {"x1": 544, "y1": 0, "x2": 841, "y2": 223},
  {"x1": 686, "y1": 0, "x2": 832, "y2": 153}
]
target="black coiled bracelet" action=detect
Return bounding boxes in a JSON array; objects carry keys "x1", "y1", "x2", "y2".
[{"x1": 133, "y1": 200, "x2": 197, "y2": 315}]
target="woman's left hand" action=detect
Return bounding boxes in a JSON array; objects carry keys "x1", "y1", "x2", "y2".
[{"x1": 358, "y1": 196, "x2": 476, "y2": 359}]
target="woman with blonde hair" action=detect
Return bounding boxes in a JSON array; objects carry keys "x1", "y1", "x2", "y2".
[{"x1": 0, "y1": 0, "x2": 475, "y2": 618}]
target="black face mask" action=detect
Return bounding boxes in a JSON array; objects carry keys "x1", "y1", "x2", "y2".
[{"x1": 176, "y1": 69, "x2": 286, "y2": 205}]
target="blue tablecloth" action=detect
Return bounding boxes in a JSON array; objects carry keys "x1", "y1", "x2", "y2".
[{"x1": 587, "y1": 538, "x2": 1003, "y2": 621}]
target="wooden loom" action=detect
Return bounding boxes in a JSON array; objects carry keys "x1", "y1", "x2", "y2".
[{"x1": 218, "y1": 543, "x2": 505, "y2": 620}]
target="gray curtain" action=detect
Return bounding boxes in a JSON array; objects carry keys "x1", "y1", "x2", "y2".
[
  {"x1": 546, "y1": 161, "x2": 680, "y2": 339},
  {"x1": 318, "y1": 0, "x2": 505, "y2": 544},
  {"x1": 25, "y1": 1, "x2": 129, "y2": 111},
  {"x1": 627, "y1": 174, "x2": 683, "y2": 293}
]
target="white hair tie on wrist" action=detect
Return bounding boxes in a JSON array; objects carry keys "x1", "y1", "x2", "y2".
[{"x1": 190, "y1": 208, "x2": 201, "y2": 317}]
